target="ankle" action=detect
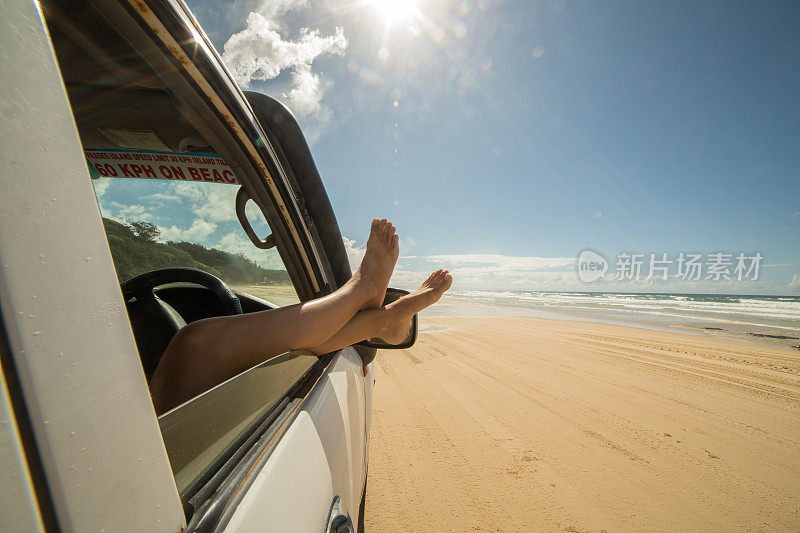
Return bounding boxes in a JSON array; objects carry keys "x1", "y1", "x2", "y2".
[
  {"x1": 375, "y1": 305, "x2": 394, "y2": 330},
  {"x1": 347, "y1": 271, "x2": 379, "y2": 307}
]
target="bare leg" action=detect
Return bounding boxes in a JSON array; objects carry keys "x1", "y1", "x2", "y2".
[
  {"x1": 309, "y1": 270, "x2": 452, "y2": 355},
  {"x1": 150, "y1": 219, "x2": 399, "y2": 414}
]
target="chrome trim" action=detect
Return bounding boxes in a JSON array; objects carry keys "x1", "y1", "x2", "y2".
[{"x1": 326, "y1": 496, "x2": 354, "y2": 533}]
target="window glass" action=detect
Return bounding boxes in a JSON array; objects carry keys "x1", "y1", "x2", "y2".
[
  {"x1": 91, "y1": 172, "x2": 299, "y2": 306},
  {"x1": 158, "y1": 350, "x2": 318, "y2": 498}
]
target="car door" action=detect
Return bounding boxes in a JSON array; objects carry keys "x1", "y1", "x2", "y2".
[
  {"x1": 220, "y1": 347, "x2": 368, "y2": 531},
  {"x1": 3, "y1": 0, "x2": 371, "y2": 531}
]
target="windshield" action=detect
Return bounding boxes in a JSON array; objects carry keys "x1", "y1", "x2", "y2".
[{"x1": 91, "y1": 173, "x2": 298, "y2": 306}]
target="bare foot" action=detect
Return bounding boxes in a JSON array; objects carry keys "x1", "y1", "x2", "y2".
[
  {"x1": 378, "y1": 269, "x2": 453, "y2": 344},
  {"x1": 352, "y1": 218, "x2": 399, "y2": 309}
]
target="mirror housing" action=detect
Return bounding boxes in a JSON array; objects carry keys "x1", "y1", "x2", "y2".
[{"x1": 356, "y1": 288, "x2": 418, "y2": 350}]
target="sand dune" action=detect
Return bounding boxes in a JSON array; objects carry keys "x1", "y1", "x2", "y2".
[{"x1": 363, "y1": 316, "x2": 800, "y2": 532}]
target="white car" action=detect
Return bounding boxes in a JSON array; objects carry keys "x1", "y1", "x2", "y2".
[{"x1": 0, "y1": 0, "x2": 416, "y2": 531}]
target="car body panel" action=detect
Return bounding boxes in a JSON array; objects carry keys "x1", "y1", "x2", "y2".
[
  {"x1": 0, "y1": 2, "x2": 185, "y2": 531},
  {"x1": 0, "y1": 362, "x2": 44, "y2": 532},
  {"x1": 224, "y1": 412, "x2": 333, "y2": 531},
  {"x1": 225, "y1": 347, "x2": 366, "y2": 531}
]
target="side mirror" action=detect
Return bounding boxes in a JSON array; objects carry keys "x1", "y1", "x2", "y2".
[{"x1": 356, "y1": 288, "x2": 418, "y2": 350}]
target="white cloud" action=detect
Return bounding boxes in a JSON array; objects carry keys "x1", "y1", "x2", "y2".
[
  {"x1": 383, "y1": 252, "x2": 790, "y2": 293},
  {"x1": 118, "y1": 204, "x2": 149, "y2": 219},
  {"x1": 223, "y1": 14, "x2": 346, "y2": 87},
  {"x1": 283, "y1": 62, "x2": 328, "y2": 115},
  {"x1": 382, "y1": 253, "x2": 577, "y2": 291},
  {"x1": 215, "y1": 231, "x2": 286, "y2": 269},
  {"x1": 141, "y1": 192, "x2": 180, "y2": 204},
  {"x1": 342, "y1": 236, "x2": 366, "y2": 272},
  {"x1": 390, "y1": 267, "x2": 579, "y2": 292},
  {"x1": 244, "y1": 198, "x2": 264, "y2": 221},
  {"x1": 92, "y1": 178, "x2": 112, "y2": 198},
  {"x1": 417, "y1": 254, "x2": 575, "y2": 271},
  {"x1": 191, "y1": 186, "x2": 239, "y2": 223},
  {"x1": 100, "y1": 180, "x2": 276, "y2": 248},
  {"x1": 160, "y1": 218, "x2": 217, "y2": 241},
  {"x1": 594, "y1": 211, "x2": 603, "y2": 218},
  {"x1": 252, "y1": 0, "x2": 307, "y2": 22},
  {"x1": 221, "y1": 6, "x2": 347, "y2": 142},
  {"x1": 341, "y1": 234, "x2": 418, "y2": 274},
  {"x1": 104, "y1": 201, "x2": 158, "y2": 223},
  {"x1": 158, "y1": 182, "x2": 239, "y2": 223},
  {"x1": 399, "y1": 236, "x2": 416, "y2": 253}
]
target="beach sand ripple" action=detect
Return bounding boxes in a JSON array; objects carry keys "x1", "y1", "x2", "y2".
[{"x1": 364, "y1": 316, "x2": 800, "y2": 532}]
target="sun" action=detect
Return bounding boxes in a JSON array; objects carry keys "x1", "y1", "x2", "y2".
[{"x1": 370, "y1": 0, "x2": 419, "y2": 24}]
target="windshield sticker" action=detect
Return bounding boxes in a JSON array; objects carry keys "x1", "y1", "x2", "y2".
[{"x1": 85, "y1": 149, "x2": 240, "y2": 185}]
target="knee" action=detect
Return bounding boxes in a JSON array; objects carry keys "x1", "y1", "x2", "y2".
[
  {"x1": 158, "y1": 320, "x2": 223, "y2": 382},
  {"x1": 169, "y1": 320, "x2": 211, "y2": 358},
  {"x1": 150, "y1": 320, "x2": 221, "y2": 413}
]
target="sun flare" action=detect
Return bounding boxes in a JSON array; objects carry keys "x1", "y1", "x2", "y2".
[{"x1": 370, "y1": 0, "x2": 419, "y2": 24}]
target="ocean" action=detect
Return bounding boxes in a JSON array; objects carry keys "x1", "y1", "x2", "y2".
[{"x1": 428, "y1": 291, "x2": 800, "y2": 348}]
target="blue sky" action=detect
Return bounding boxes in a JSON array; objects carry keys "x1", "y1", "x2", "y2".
[{"x1": 100, "y1": 0, "x2": 800, "y2": 293}]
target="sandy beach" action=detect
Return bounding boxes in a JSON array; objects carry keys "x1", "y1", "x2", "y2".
[
  {"x1": 230, "y1": 284, "x2": 300, "y2": 307},
  {"x1": 363, "y1": 313, "x2": 800, "y2": 532}
]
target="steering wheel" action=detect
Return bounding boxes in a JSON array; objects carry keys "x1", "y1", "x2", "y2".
[{"x1": 121, "y1": 268, "x2": 243, "y2": 381}]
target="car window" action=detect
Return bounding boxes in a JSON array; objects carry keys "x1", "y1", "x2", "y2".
[
  {"x1": 85, "y1": 171, "x2": 317, "y2": 498},
  {"x1": 85, "y1": 171, "x2": 312, "y2": 498},
  {"x1": 89, "y1": 170, "x2": 300, "y2": 307}
]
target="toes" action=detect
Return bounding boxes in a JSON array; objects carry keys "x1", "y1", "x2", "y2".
[
  {"x1": 442, "y1": 272, "x2": 453, "y2": 290},
  {"x1": 427, "y1": 269, "x2": 443, "y2": 285},
  {"x1": 369, "y1": 218, "x2": 400, "y2": 248}
]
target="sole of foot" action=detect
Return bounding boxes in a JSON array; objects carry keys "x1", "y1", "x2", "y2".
[
  {"x1": 379, "y1": 269, "x2": 452, "y2": 344},
  {"x1": 356, "y1": 218, "x2": 399, "y2": 309}
]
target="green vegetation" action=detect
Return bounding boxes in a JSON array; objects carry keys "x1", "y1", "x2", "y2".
[{"x1": 102, "y1": 218, "x2": 291, "y2": 285}]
